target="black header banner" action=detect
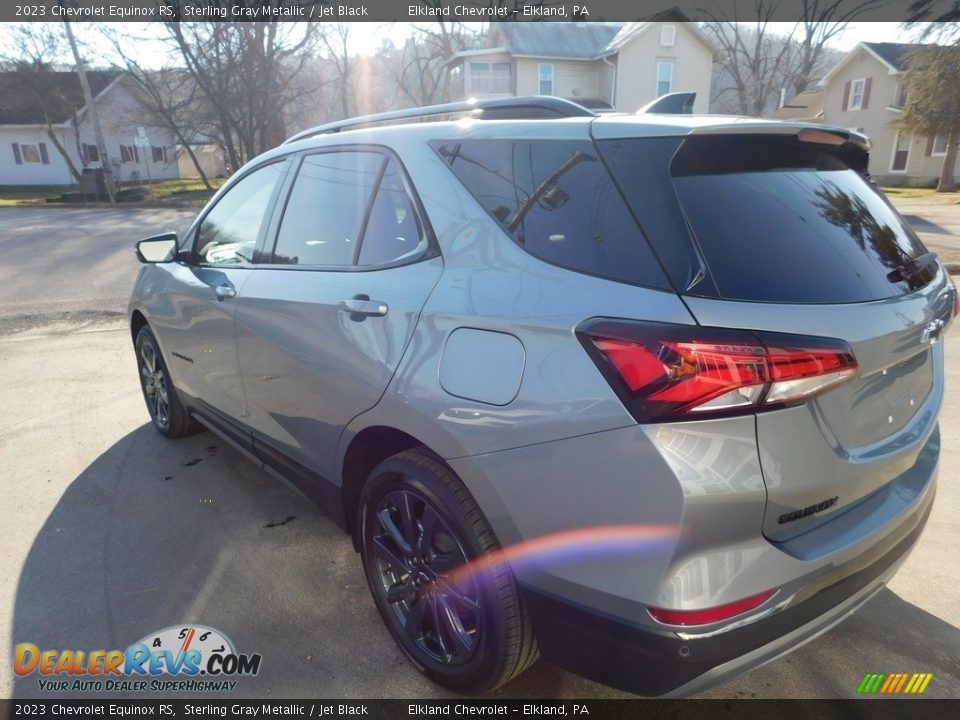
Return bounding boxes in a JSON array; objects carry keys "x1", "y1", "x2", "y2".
[
  {"x1": 2, "y1": 700, "x2": 960, "y2": 720},
  {"x1": 4, "y1": 0, "x2": 957, "y2": 23}
]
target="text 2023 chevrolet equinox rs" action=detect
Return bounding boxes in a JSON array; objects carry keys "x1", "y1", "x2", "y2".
[{"x1": 129, "y1": 96, "x2": 954, "y2": 696}]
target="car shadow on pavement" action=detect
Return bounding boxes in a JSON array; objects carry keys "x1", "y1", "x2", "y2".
[
  {"x1": 10, "y1": 423, "x2": 960, "y2": 699},
  {"x1": 902, "y1": 214, "x2": 952, "y2": 235}
]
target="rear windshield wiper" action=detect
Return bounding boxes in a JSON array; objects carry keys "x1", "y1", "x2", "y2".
[{"x1": 887, "y1": 252, "x2": 938, "y2": 283}]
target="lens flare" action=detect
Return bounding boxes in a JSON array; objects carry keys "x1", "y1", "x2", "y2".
[{"x1": 440, "y1": 523, "x2": 680, "y2": 588}]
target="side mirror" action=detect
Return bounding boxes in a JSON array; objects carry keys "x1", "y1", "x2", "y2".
[{"x1": 135, "y1": 233, "x2": 178, "y2": 264}]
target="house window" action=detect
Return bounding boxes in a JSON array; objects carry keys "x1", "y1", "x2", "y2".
[
  {"x1": 661, "y1": 25, "x2": 676, "y2": 47},
  {"x1": 82, "y1": 143, "x2": 99, "y2": 163},
  {"x1": 151, "y1": 146, "x2": 167, "y2": 163},
  {"x1": 656, "y1": 61, "x2": 673, "y2": 96},
  {"x1": 849, "y1": 78, "x2": 866, "y2": 110},
  {"x1": 20, "y1": 143, "x2": 41, "y2": 164},
  {"x1": 894, "y1": 83, "x2": 908, "y2": 108},
  {"x1": 492, "y1": 63, "x2": 511, "y2": 93},
  {"x1": 538, "y1": 63, "x2": 554, "y2": 96},
  {"x1": 120, "y1": 145, "x2": 139, "y2": 163},
  {"x1": 932, "y1": 135, "x2": 948, "y2": 156},
  {"x1": 891, "y1": 132, "x2": 911, "y2": 172},
  {"x1": 469, "y1": 62, "x2": 511, "y2": 94}
]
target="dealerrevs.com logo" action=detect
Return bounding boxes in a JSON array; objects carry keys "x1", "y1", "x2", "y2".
[{"x1": 14, "y1": 625, "x2": 261, "y2": 693}]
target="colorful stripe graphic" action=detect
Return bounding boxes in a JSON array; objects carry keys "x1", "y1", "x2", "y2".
[{"x1": 857, "y1": 673, "x2": 933, "y2": 694}]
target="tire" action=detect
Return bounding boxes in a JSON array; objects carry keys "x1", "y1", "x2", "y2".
[
  {"x1": 359, "y1": 448, "x2": 538, "y2": 693},
  {"x1": 134, "y1": 326, "x2": 201, "y2": 438}
]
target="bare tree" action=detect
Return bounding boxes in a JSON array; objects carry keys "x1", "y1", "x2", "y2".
[
  {"x1": 101, "y1": 27, "x2": 215, "y2": 189},
  {"x1": 159, "y1": 4, "x2": 325, "y2": 170},
  {"x1": 792, "y1": 1, "x2": 885, "y2": 92},
  {"x1": 703, "y1": 0, "x2": 887, "y2": 115},
  {"x1": 0, "y1": 25, "x2": 84, "y2": 183},
  {"x1": 322, "y1": 24, "x2": 353, "y2": 119},
  {"x1": 906, "y1": 1, "x2": 960, "y2": 30},
  {"x1": 391, "y1": 22, "x2": 482, "y2": 107},
  {"x1": 703, "y1": 4, "x2": 800, "y2": 116}
]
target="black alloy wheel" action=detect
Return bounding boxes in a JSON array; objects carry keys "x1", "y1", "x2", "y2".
[
  {"x1": 359, "y1": 449, "x2": 538, "y2": 692},
  {"x1": 134, "y1": 326, "x2": 201, "y2": 438},
  {"x1": 370, "y1": 487, "x2": 482, "y2": 666}
]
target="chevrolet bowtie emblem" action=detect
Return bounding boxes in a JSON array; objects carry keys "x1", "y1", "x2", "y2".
[{"x1": 921, "y1": 319, "x2": 944, "y2": 346}]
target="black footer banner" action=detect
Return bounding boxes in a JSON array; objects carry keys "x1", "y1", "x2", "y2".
[{"x1": 3, "y1": 700, "x2": 959, "y2": 720}]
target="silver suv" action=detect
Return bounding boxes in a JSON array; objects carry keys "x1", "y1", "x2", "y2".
[{"x1": 129, "y1": 96, "x2": 954, "y2": 696}]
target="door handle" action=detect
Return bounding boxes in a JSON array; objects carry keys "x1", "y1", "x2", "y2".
[
  {"x1": 339, "y1": 298, "x2": 388, "y2": 317},
  {"x1": 214, "y1": 284, "x2": 236, "y2": 301}
]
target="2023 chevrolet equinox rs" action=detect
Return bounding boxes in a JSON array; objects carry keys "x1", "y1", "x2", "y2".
[{"x1": 129, "y1": 96, "x2": 954, "y2": 696}]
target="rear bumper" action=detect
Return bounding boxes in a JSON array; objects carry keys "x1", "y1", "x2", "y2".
[{"x1": 520, "y1": 479, "x2": 935, "y2": 697}]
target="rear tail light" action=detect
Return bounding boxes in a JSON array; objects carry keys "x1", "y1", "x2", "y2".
[
  {"x1": 578, "y1": 320, "x2": 858, "y2": 422},
  {"x1": 648, "y1": 589, "x2": 777, "y2": 626}
]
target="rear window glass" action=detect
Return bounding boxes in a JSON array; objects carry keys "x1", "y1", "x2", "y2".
[
  {"x1": 431, "y1": 139, "x2": 668, "y2": 290},
  {"x1": 602, "y1": 135, "x2": 935, "y2": 304}
]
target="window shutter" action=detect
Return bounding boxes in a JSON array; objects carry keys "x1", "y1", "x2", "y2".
[
  {"x1": 134, "y1": 146, "x2": 139, "y2": 163},
  {"x1": 925, "y1": 136, "x2": 935, "y2": 157},
  {"x1": 12, "y1": 142, "x2": 22, "y2": 164},
  {"x1": 39, "y1": 143, "x2": 49, "y2": 165},
  {"x1": 842, "y1": 81, "x2": 851, "y2": 111},
  {"x1": 862, "y1": 77, "x2": 872, "y2": 109}
]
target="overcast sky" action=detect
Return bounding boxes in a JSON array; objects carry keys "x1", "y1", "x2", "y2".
[{"x1": 0, "y1": 21, "x2": 930, "y2": 68}]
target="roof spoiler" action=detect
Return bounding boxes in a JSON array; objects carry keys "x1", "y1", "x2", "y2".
[{"x1": 638, "y1": 92, "x2": 696, "y2": 115}]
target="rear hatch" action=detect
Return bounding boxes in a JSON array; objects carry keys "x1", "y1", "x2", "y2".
[{"x1": 595, "y1": 126, "x2": 953, "y2": 541}]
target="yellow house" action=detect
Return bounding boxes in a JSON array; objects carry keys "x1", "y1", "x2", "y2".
[
  {"x1": 820, "y1": 42, "x2": 954, "y2": 187},
  {"x1": 446, "y1": 12, "x2": 716, "y2": 114}
]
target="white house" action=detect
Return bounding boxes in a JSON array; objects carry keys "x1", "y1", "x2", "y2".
[{"x1": 0, "y1": 70, "x2": 181, "y2": 186}]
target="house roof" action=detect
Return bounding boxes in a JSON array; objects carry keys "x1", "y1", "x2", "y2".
[
  {"x1": 861, "y1": 42, "x2": 925, "y2": 72},
  {"x1": 820, "y1": 41, "x2": 940, "y2": 85},
  {"x1": 497, "y1": 23, "x2": 625, "y2": 60},
  {"x1": 771, "y1": 90, "x2": 824, "y2": 121},
  {"x1": 0, "y1": 69, "x2": 120, "y2": 125}
]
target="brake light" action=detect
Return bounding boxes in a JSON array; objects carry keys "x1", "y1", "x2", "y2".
[
  {"x1": 648, "y1": 589, "x2": 777, "y2": 627},
  {"x1": 578, "y1": 320, "x2": 858, "y2": 422}
]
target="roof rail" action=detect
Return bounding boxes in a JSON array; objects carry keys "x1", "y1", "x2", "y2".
[
  {"x1": 638, "y1": 92, "x2": 696, "y2": 115},
  {"x1": 284, "y1": 96, "x2": 596, "y2": 144}
]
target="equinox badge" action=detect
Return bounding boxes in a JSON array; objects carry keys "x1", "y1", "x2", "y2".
[{"x1": 779, "y1": 497, "x2": 840, "y2": 524}]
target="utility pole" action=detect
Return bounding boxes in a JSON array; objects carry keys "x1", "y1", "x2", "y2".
[{"x1": 62, "y1": 18, "x2": 116, "y2": 203}]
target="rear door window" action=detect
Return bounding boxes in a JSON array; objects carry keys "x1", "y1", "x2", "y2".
[
  {"x1": 273, "y1": 151, "x2": 385, "y2": 266},
  {"x1": 358, "y1": 159, "x2": 428, "y2": 266},
  {"x1": 431, "y1": 139, "x2": 669, "y2": 290}
]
